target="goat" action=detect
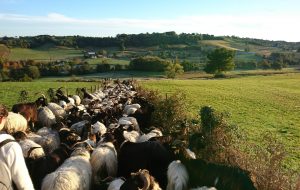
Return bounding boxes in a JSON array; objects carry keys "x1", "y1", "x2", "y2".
[
  {"x1": 137, "y1": 128, "x2": 163, "y2": 143},
  {"x1": 108, "y1": 178, "x2": 125, "y2": 190},
  {"x1": 13, "y1": 131, "x2": 45, "y2": 159},
  {"x1": 25, "y1": 143, "x2": 73, "y2": 190},
  {"x1": 4, "y1": 112, "x2": 28, "y2": 133},
  {"x1": 41, "y1": 147, "x2": 92, "y2": 190},
  {"x1": 117, "y1": 141, "x2": 174, "y2": 189},
  {"x1": 120, "y1": 169, "x2": 162, "y2": 190},
  {"x1": 47, "y1": 102, "x2": 66, "y2": 119},
  {"x1": 12, "y1": 96, "x2": 46, "y2": 130},
  {"x1": 167, "y1": 158, "x2": 256, "y2": 190},
  {"x1": 37, "y1": 106, "x2": 56, "y2": 128},
  {"x1": 90, "y1": 141, "x2": 118, "y2": 184}
]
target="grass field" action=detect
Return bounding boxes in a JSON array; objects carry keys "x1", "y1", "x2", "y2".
[
  {"x1": 140, "y1": 73, "x2": 300, "y2": 170},
  {"x1": 0, "y1": 82, "x2": 99, "y2": 109},
  {"x1": 9, "y1": 47, "x2": 82, "y2": 61},
  {"x1": 86, "y1": 58, "x2": 130, "y2": 65}
]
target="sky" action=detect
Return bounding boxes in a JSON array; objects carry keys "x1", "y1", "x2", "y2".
[{"x1": 0, "y1": 0, "x2": 299, "y2": 42}]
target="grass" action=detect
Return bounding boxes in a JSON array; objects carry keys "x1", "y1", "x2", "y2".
[
  {"x1": 0, "y1": 82, "x2": 99, "y2": 109},
  {"x1": 140, "y1": 73, "x2": 300, "y2": 171},
  {"x1": 199, "y1": 40, "x2": 242, "y2": 51},
  {"x1": 86, "y1": 58, "x2": 130, "y2": 65},
  {"x1": 9, "y1": 47, "x2": 82, "y2": 61}
]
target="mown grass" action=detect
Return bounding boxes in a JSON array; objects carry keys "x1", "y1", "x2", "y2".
[
  {"x1": 140, "y1": 73, "x2": 300, "y2": 171},
  {"x1": 0, "y1": 82, "x2": 99, "y2": 109}
]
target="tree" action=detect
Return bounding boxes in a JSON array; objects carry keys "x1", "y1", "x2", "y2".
[
  {"x1": 165, "y1": 59, "x2": 184, "y2": 78},
  {"x1": 181, "y1": 60, "x2": 199, "y2": 71},
  {"x1": 271, "y1": 61, "x2": 283, "y2": 70},
  {"x1": 204, "y1": 48, "x2": 235, "y2": 74},
  {"x1": 26, "y1": 66, "x2": 40, "y2": 79},
  {"x1": 259, "y1": 59, "x2": 271, "y2": 70},
  {"x1": 0, "y1": 44, "x2": 10, "y2": 64}
]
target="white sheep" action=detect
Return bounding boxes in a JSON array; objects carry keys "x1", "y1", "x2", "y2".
[
  {"x1": 4, "y1": 112, "x2": 28, "y2": 133},
  {"x1": 90, "y1": 142, "x2": 118, "y2": 182},
  {"x1": 41, "y1": 147, "x2": 92, "y2": 190},
  {"x1": 18, "y1": 139, "x2": 45, "y2": 159},
  {"x1": 37, "y1": 107, "x2": 56, "y2": 128}
]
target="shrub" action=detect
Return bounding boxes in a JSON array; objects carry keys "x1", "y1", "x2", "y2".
[{"x1": 129, "y1": 56, "x2": 170, "y2": 72}]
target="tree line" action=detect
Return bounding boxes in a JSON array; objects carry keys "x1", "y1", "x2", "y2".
[{"x1": 0, "y1": 32, "x2": 223, "y2": 49}]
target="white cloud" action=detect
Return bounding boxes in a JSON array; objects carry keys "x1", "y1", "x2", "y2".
[{"x1": 0, "y1": 12, "x2": 299, "y2": 41}]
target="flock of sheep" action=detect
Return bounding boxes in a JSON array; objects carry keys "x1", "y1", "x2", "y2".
[{"x1": 4, "y1": 79, "x2": 256, "y2": 190}]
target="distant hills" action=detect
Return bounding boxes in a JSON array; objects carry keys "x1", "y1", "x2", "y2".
[{"x1": 0, "y1": 32, "x2": 299, "y2": 55}]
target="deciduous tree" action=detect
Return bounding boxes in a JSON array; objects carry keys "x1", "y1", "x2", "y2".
[{"x1": 204, "y1": 48, "x2": 235, "y2": 74}]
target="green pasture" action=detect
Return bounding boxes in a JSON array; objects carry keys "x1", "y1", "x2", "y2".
[
  {"x1": 141, "y1": 73, "x2": 300, "y2": 170},
  {"x1": 86, "y1": 58, "x2": 130, "y2": 65},
  {"x1": 9, "y1": 47, "x2": 82, "y2": 61},
  {"x1": 0, "y1": 82, "x2": 99, "y2": 109}
]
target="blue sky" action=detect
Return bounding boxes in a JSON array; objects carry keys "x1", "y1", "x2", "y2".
[{"x1": 0, "y1": 0, "x2": 299, "y2": 41}]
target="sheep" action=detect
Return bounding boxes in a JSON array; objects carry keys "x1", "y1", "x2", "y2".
[
  {"x1": 37, "y1": 106, "x2": 56, "y2": 128},
  {"x1": 90, "y1": 141, "x2": 118, "y2": 183},
  {"x1": 4, "y1": 112, "x2": 28, "y2": 133},
  {"x1": 120, "y1": 169, "x2": 162, "y2": 190},
  {"x1": 41, "y1": 147, "x2": 92, "y2": 190}
]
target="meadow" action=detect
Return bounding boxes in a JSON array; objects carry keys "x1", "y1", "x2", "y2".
[
  {"x1": 8, "y1": 47, "x2": 82, "y2": 61},
  {"x1": 141, "y1": 73, "x2": 300, "y2": 170},
  {"x1": 0, "y1": 82, "x2": 99, "y2": 108}
]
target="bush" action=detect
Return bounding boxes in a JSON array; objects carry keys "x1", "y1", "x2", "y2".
[
  {"x1": 129, "y1": 56, "x2": 170, "y2": 72},
  {"x1": 20, "y1": 74, "x2": 33, "y2": 82}
]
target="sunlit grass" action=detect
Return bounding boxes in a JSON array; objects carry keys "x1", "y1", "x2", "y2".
[{"x1": 141, "y1": 73, "x2": 300, "y2": 170}]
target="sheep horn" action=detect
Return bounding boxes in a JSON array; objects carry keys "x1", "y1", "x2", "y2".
[
  {"x1": 138, "y1": 169, "x2": 150, "y2": 190},
  {"x1": 41, "y1": 94, "x2": 46, "y2": 98}
]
